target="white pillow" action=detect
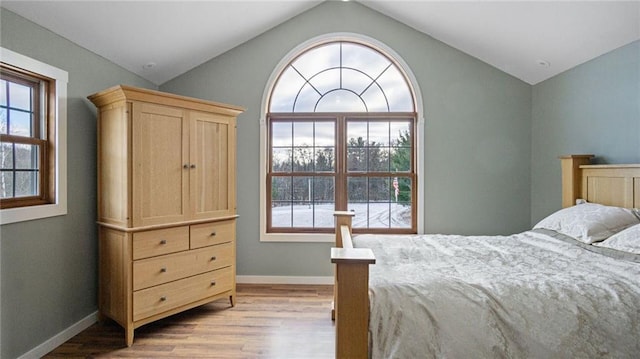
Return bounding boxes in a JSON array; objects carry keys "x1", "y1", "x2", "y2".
[
  {"x1": 594, "y1": 223, "x2": 640, "y2": 254},
  {"x1": 533, "y1": 203, "x2": 639, "y2": 244}
]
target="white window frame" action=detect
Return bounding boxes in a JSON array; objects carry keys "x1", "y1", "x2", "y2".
[
  {"x1": 259, "y1": 33, "x2": 424, "y2": 242},
  {"x1": 0, "y1": 47, "x2": 68, "y2": 225}
]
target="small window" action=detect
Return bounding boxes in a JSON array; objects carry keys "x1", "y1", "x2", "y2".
[
  {"x1": 1, "y1": 47, "x2": 67, "y2": 224},
  {"x1": 0, "y1": 67, "x2": 52, "y2": 208}
]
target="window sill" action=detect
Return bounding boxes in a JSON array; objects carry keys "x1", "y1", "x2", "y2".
[
  {"x1": 0, "y1": 201, "x2": 67, "y2": 225},
  {"x1": 260, "y1": 232, "x2": 335, "y2": 243}
]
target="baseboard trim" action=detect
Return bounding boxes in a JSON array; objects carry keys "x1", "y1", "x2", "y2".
[
  {"x1": 18, "y1": 311, "x2": 98, "y2": 359},
  {"x1": 236, "y1": 275, "x2": 333, "y2": 285}
]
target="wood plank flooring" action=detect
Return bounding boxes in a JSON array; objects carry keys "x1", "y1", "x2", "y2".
[{"x1": 44, "y1": 284, "x2": 335, "y2": 358}]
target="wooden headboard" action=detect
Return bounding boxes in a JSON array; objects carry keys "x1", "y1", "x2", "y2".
[{"x1": 560, "y1": 155, "x2": 640, "y2": 208}]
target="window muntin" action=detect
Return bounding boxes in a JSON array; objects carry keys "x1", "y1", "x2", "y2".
[
  {"x1": 266, "y1": 39, "x2": 417, "y2": 235},
  {"x1": 0, "y1": 67, "x2": 52, "y2": 208}
]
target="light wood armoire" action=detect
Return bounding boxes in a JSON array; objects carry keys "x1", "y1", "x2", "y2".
[{"x1": 88, "y1": 85, "x2": 243, "y2": 346}]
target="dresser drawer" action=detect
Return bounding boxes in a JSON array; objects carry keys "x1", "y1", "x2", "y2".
[
  {"x1": 190, "y1": 220, "x2": 235, "y2": 249},
  {"x1": 133, "y1": 226, "x2": 189, "y2": 260},
  {"x1": 133, "y1": 242, "x2": 234, "y2": 290},
  {"x1": 133, "y1": 266, "x2": 234, "y2": 321}
]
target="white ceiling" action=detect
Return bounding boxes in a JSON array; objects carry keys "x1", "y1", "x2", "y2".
[{"x1": 2, "y1": 1, "x2": 639, "y2": 85}]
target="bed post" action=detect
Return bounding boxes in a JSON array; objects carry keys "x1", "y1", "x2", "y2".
[
  {"x1": 332, "y1": 211, "x2": 375, "y2": 359},
  {"x1": 560, "y1": 155, "x2": 593, "y2": 208}
]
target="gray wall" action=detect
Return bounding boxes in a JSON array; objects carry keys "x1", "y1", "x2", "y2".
[
  {"x1": 161, "y1": 1, "x2": 533, "y2": 278},
  {"x1": 0, "y1": 9, "x2": 156, "y2": 359},
  {"x1": 531, "y1": 40, "x2": 640, "y2": 224}
]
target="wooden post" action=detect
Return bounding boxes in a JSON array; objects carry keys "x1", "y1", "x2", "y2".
[
  {"x1": 559, "y1": 155, "x2": 593, "y2": 208},
  {"x1": 332, "y1": 248, "x2": 375, "y2": 359}
]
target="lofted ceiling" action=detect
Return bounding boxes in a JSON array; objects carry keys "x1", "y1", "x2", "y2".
[{"x1": 2, "y1": 1, "x2": 639, "y2": 86}]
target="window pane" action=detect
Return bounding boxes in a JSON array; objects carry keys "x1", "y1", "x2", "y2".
[
  {"x1": 342, "y1": 68, "x2": 373, "y2": 95},
  {"x1": 14, "y1": 170, "x2": 38, "y2": 197},
  {"x1": 291, "y1": 176, "x2": 313, "y2": 226},
  {"x1": 314, "y1": 201, "x2": 334, "y2": 228},
  {"x1": 368, "y1": 121, "x2": 389, "y2": 146},
  {"x1": 316, "y1": 90, "x2": 366, "y2": 112},
  {"x1": 0, "y1": 80, "x2": 7, "y2": 106},
  {"x1": 271, "y1": 176, "x2": 292, "y2": 201},
  {"x1": 272, "y1": 202, "x2": 292, "y2": 227},
  {"x1": 347, "y1": 177, "x2": 367, "y2": 202},
  {"x1": 292, "y1": 43, "x2": 340, "y2": 79},
  {"x1": 390, "y1": 147, "x2": 411, "y2": 172},
  {"x1": 9, "y1": 82, "x2": 32, "y2": 111},
  {"x1": 15, "y1": 144, "x2": 38, "y2": 169},
  {"x1": 292, "y1": 147, "x2": 314, "y2": 172},
  {"x1": 368, "y1": 147, "x2": 389, "y2": 172},
  {"x1": 293, "y1": 122, "x2": 313, "y2": 147},
  {"x1": 361, "y1": 84, "x2": 389, "y2": 112},
  {"x1": 313, "y1": 176, "x2": 334, "y2": 202},
  {"x1": 347, "y1": 121, "x2": 367, "y2": 145},
  {"x1": 378, "y1": 66, "x2": 413, "y2": 111},
  {"x1": 271, "y1": 68, "x2": 306, "y2": 112},
  {"x1": 314, "y1": 121, "x2": 334, "y2": 146},
  {"x1": 0, "y1": 171, "x2": 14, "y2": 198},
  {"x1": 272, "y1": 148, "x2": 292, "y2": 172},
  {"x1": 1, "y1": 142, "x2": 13, "y2": 168},
  {"x1": 293, "y1": 83, "x2": 320, "y2": 112},
  {"x1": 0, "y1": 108, "x2": 7, "y2": 134},
  {"x1": 9, "y1": 110, "x2": 32, "y2": 136},
  {"x1": 272, "y1": 122, "x2": 292, "y2": 146},
  {"x1": 391, "y1": 202, "x2": 412, "y2": 228},
  {"x1": 391, "y1": 121, "x2": 411, "y2": 146},
  {"x1": 369, "y1": 177, "x2": 390, "y2": 202},
  {"x1": 309, "y1": 68, "x2": 340, "y2": 95},
  {"x1": 368, "y1": 203, "x2": 390, "y2": 228},
  {"x1": 342, "y1": 43, "x2": 390, "y2": 79},
  {"x1": 315, "y1": 147, "x2": 334, "y2": 172},
  {"x1": 347, "y1": 148, "x2": 367, "y2": 172}
]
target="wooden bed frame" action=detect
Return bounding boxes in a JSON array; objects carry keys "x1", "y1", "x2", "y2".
[{"x1": 331, "y1": 154, "x2": 640, "y2": 358}]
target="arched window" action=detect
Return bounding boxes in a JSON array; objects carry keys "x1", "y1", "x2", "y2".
[{"x1": 262, "y1": 36, "x2": 421, "y2": 241}]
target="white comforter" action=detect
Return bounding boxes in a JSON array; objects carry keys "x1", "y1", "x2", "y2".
[{"x1": 353, "y1": 230, "x2": 640, "y2": 359}]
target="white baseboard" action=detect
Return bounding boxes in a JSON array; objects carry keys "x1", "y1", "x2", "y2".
[
  {"x1": 237, "y1": 275, "x2": 333, "y2": 285},
  {"x1": 18, "y1": 311, "x2": 98, "y2": 359}
]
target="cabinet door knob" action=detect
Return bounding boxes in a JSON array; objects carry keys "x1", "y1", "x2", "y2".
[
  {"x1": 160, "y1": 267, "x2": 167, "y2": 273},
  {"x1": 211, "y1": 256, "x2": 217, "y2": 261},
  {"x1": 160, "y1": 239, "x2": 167, "y2": 245},
  {"x1": 160, "y1": 296, "x2": 167, "y2": 301},
  {"x1": 190, "y1": 164, "x2": 196, "y2": 169},
  {"x1": 210, "y1": 232, "x2": 216, "y2": 236},
  {"x1": 183, "y1": 164, "x2": 189, "y2": 169},
  {"x1": 211, "y1": 280, "x2": 216, "y2": 286}
]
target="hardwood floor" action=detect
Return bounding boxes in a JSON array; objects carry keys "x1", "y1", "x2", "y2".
[{"x1": 44, "y1": 284, "x2": 335, "y2": 358}]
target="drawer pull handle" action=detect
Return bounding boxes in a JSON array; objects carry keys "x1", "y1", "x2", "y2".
[
  {"x1": 160, "y1": 296, "x2": 167, "y2": 302},
  {"x1": 160, "y1": 267, "x2": 167, "y2": 273},
  {"x1": 210, "y1": 232, "x2": 217, "y2": 236},
  {"x1": 211, "y1": 281, "x2": 216, "y2": 286},
  {"x1": 160, "y1": 239, "x2": 167, "y2": 245},
  {"x1": 211, "y1": 256, "x2": 217, "y2": 261}
]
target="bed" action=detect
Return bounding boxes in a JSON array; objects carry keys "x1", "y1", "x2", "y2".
[{"x1": 331, "y1": 155, "x2": 640, "y2": 358}]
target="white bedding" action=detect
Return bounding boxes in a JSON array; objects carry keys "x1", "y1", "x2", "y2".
[{"x1": 353, "y1": 230, "x2": 640, "y2": 359}]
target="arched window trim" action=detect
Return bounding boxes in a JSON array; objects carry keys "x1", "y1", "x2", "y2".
[{"x1": 260, "y1": 33, "x2": 424, "y2": 242}]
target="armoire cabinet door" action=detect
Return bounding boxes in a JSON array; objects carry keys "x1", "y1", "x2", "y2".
[
  {"x1": 189, "y1": 111, "x2": 237, "y2": 220},
  {"x1": 132, "y1": 102, "x2": 189, "y2": 227}
]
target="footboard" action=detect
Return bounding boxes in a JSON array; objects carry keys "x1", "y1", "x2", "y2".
[{"x1": 331, "y1": 211, "x2": 375, "y2": 359}]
